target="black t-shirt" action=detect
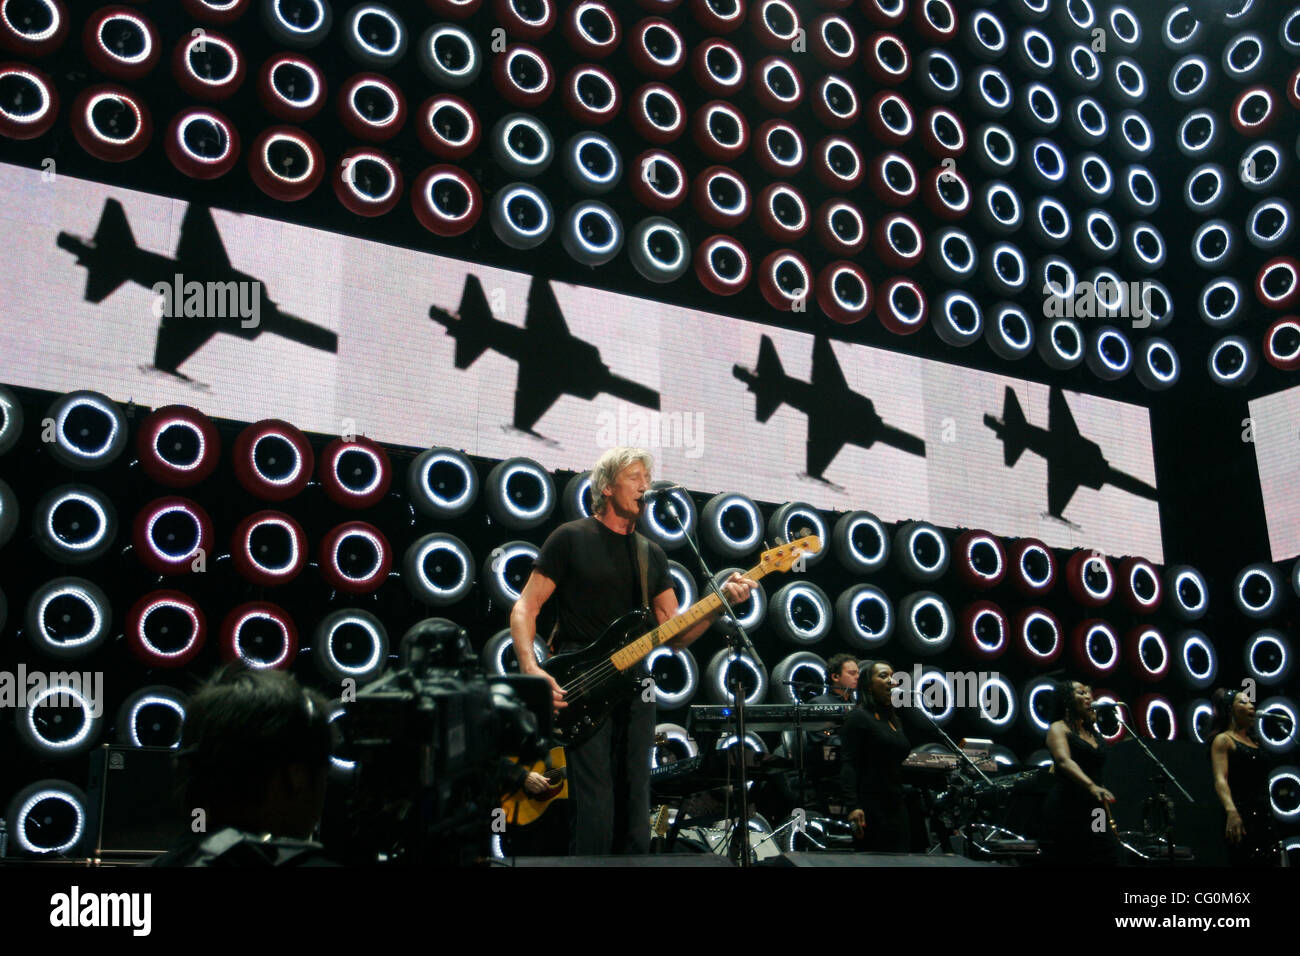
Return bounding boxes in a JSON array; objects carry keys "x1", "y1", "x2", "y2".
[{"x1": 532, "y1": 517, "x2": 672, "y2": 650}]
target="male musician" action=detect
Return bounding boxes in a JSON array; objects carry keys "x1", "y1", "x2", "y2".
[
  {"x1": 511, "y1": 447, "x2": 755, "y2": 855},
  {"x1": 810, "y1": 654, "x2": 859, "y2": 705}
]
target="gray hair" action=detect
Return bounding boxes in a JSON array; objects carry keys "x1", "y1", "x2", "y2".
[{"x1": 590, "y1": 446, "x2": 653, "y2": 514}]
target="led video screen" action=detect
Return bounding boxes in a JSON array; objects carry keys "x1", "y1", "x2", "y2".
[
  {"x1": 0, "y1": 161, "x2": 1161, "y2": 560},
  {"x1": 1249, "y1": 384, "x2": 1300, "y2": 561}
]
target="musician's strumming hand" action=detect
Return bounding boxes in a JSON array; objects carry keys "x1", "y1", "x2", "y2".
[
  {"x1": 523, "y1": 772, "x2": 551, "y2": 796},
  {"x1": 848, "y1": 809, "x2": 865, "y2": 837},
  {"x1": 521, "y1": 659, "x2": 568, "y2": 710},
  {"x1": 721, "y1": 571, "x2": 758, "y2": 605}
]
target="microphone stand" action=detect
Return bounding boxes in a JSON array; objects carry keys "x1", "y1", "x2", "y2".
[
  {"x1": 649, "y1": 489, "x2": 759, "y2": 867},
  {"x1": 1102, "y1": 705, "x2": 1194, "y2": 865},
  {"x1": 782, "y1": 678, "x2": 833, "y2": 817},
  {"x1": 901, "y1": 687, "x2": 993, "y2": 785}
]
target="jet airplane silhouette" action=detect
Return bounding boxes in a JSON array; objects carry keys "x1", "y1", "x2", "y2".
[
  {"x1": 983, "y1": 385, "x2": 1158, "y2": 522},
  {"x1": 57, "y1": 200, "x2": 338, "y2": 379},
  {"x1": 732, "y1": 335, "x2": 926, "y2": 480},
  {"x1": 429, "y1": 275, "x2": 659, "y2": 436}
]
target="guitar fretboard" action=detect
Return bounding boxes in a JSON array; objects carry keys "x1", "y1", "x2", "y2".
[{"x1": 608, "y1": 562, "x2": 771, "y2": 671}]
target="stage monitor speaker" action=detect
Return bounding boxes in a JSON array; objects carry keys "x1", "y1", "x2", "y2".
[
  {"x1": 85, "y1": 745, "x2": 189, "y2": 858},
  {"x1": 773, "y1": 852, "x2": 999, "y2": 867}
]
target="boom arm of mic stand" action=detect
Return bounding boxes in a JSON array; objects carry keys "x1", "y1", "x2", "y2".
[{"x1": 1110, "y1": 714, "x2": 1196, "y2": 804}]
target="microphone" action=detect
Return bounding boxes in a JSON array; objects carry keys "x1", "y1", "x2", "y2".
[
  {"x1": 1091, "y1": 700, "x2": 1124, "y2": 710},
  {"x1": 640, "y1": 484, "x2": 685, "y2": 502},
  {"x1": 1257, "y1": 711, "x2": 1295, "y2": 731}
]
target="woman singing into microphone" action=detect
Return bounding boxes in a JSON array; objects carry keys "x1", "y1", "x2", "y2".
[
  {"x1": 1209, "y1": 688, "x2": 1281, "y2": 866},
  {"x1": 1043, "y1": 679, "x2": 1120, "y2": 865},
  {"x1": 840, "y1": 660, "x2": 913, "y2": 852}
]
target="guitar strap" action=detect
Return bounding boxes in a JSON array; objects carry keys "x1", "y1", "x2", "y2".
[{"x1": 636, "y1": 532, "x2": 650, "y2": 609}]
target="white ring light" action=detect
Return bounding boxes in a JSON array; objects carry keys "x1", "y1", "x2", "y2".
[
  {"x1": 706, "y1": 650, "x2": 767, "y2": 706},
  {"x1": 1168, "y1": 566, "x2": 1209, "y2": 620},
  {"x1": 1022, "y1": 677, "x2": 1059, "y2": 734},
  {"x1": 1271, "y1": 768, "x2": 1300, "y2": 820},
  {"x1": 646, "y1": 646, "x2": 699, "y2": 708},
  {"x1": 1234, "y1": 563, "x2": 1281, "y2": 618},
  {"x1": 1169, "y1": 54, "x2": 1211, "y2": 104},
  {"x1": 13, "y1": 787, "x2": 86, "y2": 855},
  {"x1": 699, "y1": 492, "x2": 762, "y2": 558},
  {"x1": 977, "y1": 674, "x2": 1016, "y2": 730},
  {"x1": 899, "y1": 591, "x2": 953, "y2": 656},
  {"x1": 125, "y1": 693, "x2": 187, "y2": 749},
  {"x1": 409, "y1": 447, "x2": 477, "y2": 518},
  {"x1": 1245, "y1": 630, "x2": 1291, "y2": 686},
  {"x1": 317, "y1": 611, "x2": 386, "y2": 678},
  {"x1": 832, "y1": 511, "x2": 888, "y2": 574},
  {"x1": 1078, "y1": 620, "x2": 1119, "y2": 674},
  {"x1": 1208, "y1": 335, "x2": 1256, "y2": 388},
  {"x1": 1177, "y1": 109, "x2": 1218, "y2": 158},
  {"x1": 24, "y1": 684, "x2": 97, "y2": 752},
  {"x1": 1256, "y1": 698, "x2": 1297, "y2": 754},
  {"x1": 1176, "y1": 630, "x2": 1217, "y2": 689},
  {"x1": 835, "y1": 584, "x2": 893, "y2": 650},
  {"x1": 986, "y1": 303, "x2": 1034, "y2": 361},
  {"x1": 928, "y1": 226, "x2": 978, "y2": 282},
  {"x1": 1018, "y1": 608, "x2": 1061, "y2": 663},
  {"x1": 770, "y1": 581, "x2": 831, "y2": 645},
  {"x1": 404, "y1": 533, "x2": 474, "y2": 606}
]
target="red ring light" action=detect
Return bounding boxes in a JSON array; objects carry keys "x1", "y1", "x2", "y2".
[
  {"x1": 870, "y1": 151, "x2": 918, "y2": 206},
  {"x1": 923, "y1": 164, "x2": 971, "y2": 220},
  {"x1": 132, "y1": 496, "x2": 214, "y2": 576},
  {"x1": 257, "y1": 53, "x2": 326, "y2": 122},
  {"x1": 812, "y1": 14, "x2": 858, "y2": 68},
  {"x1": 755, "y1": 118, "x2": 804, "y2": 176},
  {"x1": 865, "y1": 90, "x2": 913, "y2": 145},
  {"x1": 752, "y1": 55, "x2": 802, "y2": 113},
  {"x1": 691, "y1": 38, "x2": 745, "y2": 97},
  {"x1": 338, "y1": 72, "x2": 406, "y2": 141},
  {"x1": 83, "y1": 6, "x2": 159, "y2": 80},
  {"x1": 758, "y1": 249, "x2": 811, "y2": 312},
  {"x1": 1264, "y1": 315, "x2": 1300, "y2": 370},
  {"x1": 693, "y1": 99, "x2": 749, "y2": 160},
  {"x1": 692, "y1": 165, "x2": 750, "y2": 227},
  {"x1": 564, "y1": 63, "x2": 620, "y2": 125},
  {"x1": 183, "y1": 0, "x2": 251, "y2": 25},
  {"x1": 1256, "y1": 257, "x2": 1300, "y2": 310},
  {"x1": 248, "y1": 125, "x2": 324, "y2": 201},
  {"x1": 137, "y1": 405, "x2": 221, "y2": 487},
  {"x1": 70, "y1": 84, "x2": 151, "y2": 161},
  {"x1": 756, "y1": 181, "x2": 808, "y2": 241},
  {"x1": 565, "y1": 2, "x2": 621, "y2": 57},
  {"x1": 1066, "y1": 550, "x2": 1114, "y2": 607},
  {"x1": 494, "y1": 0, "x2": 556, "y2": 40},
  {"x1": 1288, "y1": 66, "x2": 1299, "y2": 110},
  {"x1": 1015, "y1": 606, "x2": 1063, "y2": 666},
  {"x1": 814, "y1": 135, "x2": 864, "y2": 191},
  {"x1": 1128, "y1": 626, "x2": 1171, "y2": 683},
  {"x1": 493, "y1": 44, "x2": 555, "y2": 107},
  {"x1": 319, "y1": 520, "x2": 392, "y2": 594},
  {"x1": 961, "y1": 601, "x2": 1009, "y2": 660},
  {"x1": 0, "y1": 61, "x2": 56, "y2": 139},
  {"x1": 922, "y1": 105, "x2": 965, "y2": 158},
  {"x1": 164, "y1": 107, "x2": 240, "y2": 179},
  {"x1": 691, "y1": 0, "x2": 745, "y2": 33},
  {"x1": 232, "y1": 419, "x2": 314, "y2": 500},
  {"x1": 873, "y1": 213, "x2": 924, "y2": 268},
  {"x1": 171, "y1": 29, "x2": 244, "y2": 101},
  {"x1": 630, "y1": 82, "x2": 684, "y2": 143},
  {"x1": 631, "y1": 148, "x2": 687, "y2": 210},
  {"x1": 0, "y1": 0, "x2": 68, "y2": 56},
  {"x1": 220, "y1": 601, "x2": 297, "y2": 670},
  {"x1": 1071, "y1": 619, "x2": 1120, "y2": 679},
  {"x1": 231, "y1": 511, "x2": 308, "y2": 587},
  {"x1": 914, "y1": 0, "x2": 957, "y2": 43},
  {"x1": 1231, "y1": 86, "x2": 1277, "y2": 137},
  {"x1": 412, "y1": 164, "x2": 482, "y2": 237},
  {"x1": 629, "y1": 17, "x2": 684, "y2": 77},
  {"x1": 812, "y1": 74, "x2": 860, "y2": 129},
  {"x1": 816, "y1": 261, "x2": 872, "y2": 324},
  {"x1": 954, "y1": 530, "x2": 1006, "y2": 588},
  {"x1": 126, "y1": 590, "x2": 206, "y2": 669},
  {"x1": 861, "y1": 0, "x2": 906, "y2": 27},
  {"x1": 1010, "y1": 538, "x2": 1055, "y2": 596},
  {"x1": 751, "y1": 0, "x2": 801, "y2": 50},
  {"x1": 318, "y1": 435, "x2": 392, "y2": 508},
  {"x1": 876, "y1": 276, "x2": 927, "y2": 334},
  {"x1": 694, "y1": 234, "x2": 751, "y2": 296},
  {"x1": 1118, "y1": 556, "x2": 1163, "y2": 614},
  {"x1": 334, "y1": 147, "x2": 404, "y2": 217},
  {"x1": 417, "y1": 94, "x2": 479, "y2": 159},
  {"x1": 864, "y1": 31, "x2": 910, "y2": 85},
  {"x1": 816, "y1": 199, "x2": 867, "y2": 256}
]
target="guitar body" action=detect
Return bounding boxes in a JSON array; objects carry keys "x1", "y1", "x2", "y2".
[
  {"x1": 543, "y1": 607, "x2": 655, "y2": 747},
  {"x1": 501, "y1": 747, "x2": 568, "y2": 827}
]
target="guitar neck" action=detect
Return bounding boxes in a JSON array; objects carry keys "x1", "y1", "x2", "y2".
[{"x1": 609, "y1": 560, "x2": 772, "y2": 671}]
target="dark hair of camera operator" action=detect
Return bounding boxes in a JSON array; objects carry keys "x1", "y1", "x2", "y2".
[
  {"x1": 1208, "y1": 687, "x2": 1281, "y2": 866},
  {"x1": 1042, "y1": 679, "x2": 1119, "y2": 865},
  {"x1": 154, "y1": 664, "x2": 335, "y2": 866},
  {"x1": 838, "y1": 660, "x2": 912, "y2": 851}
]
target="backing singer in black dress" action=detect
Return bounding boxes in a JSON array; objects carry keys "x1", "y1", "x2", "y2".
[{"x1": 839, "y1": 660, "x2": 913, "y2": 852}]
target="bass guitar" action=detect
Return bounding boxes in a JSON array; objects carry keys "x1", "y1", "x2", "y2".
[{"x1": 543, "y1": 535, "x2": 821, "y2": 747}]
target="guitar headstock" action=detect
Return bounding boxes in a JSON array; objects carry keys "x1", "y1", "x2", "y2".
[{"x1": 760, "y1": 535, "x2": 822, "y2": 574}]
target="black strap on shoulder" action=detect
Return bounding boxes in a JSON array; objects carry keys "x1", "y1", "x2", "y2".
[{"x1": 636, "y1": 532, "x2": 650, "y2": 609}]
